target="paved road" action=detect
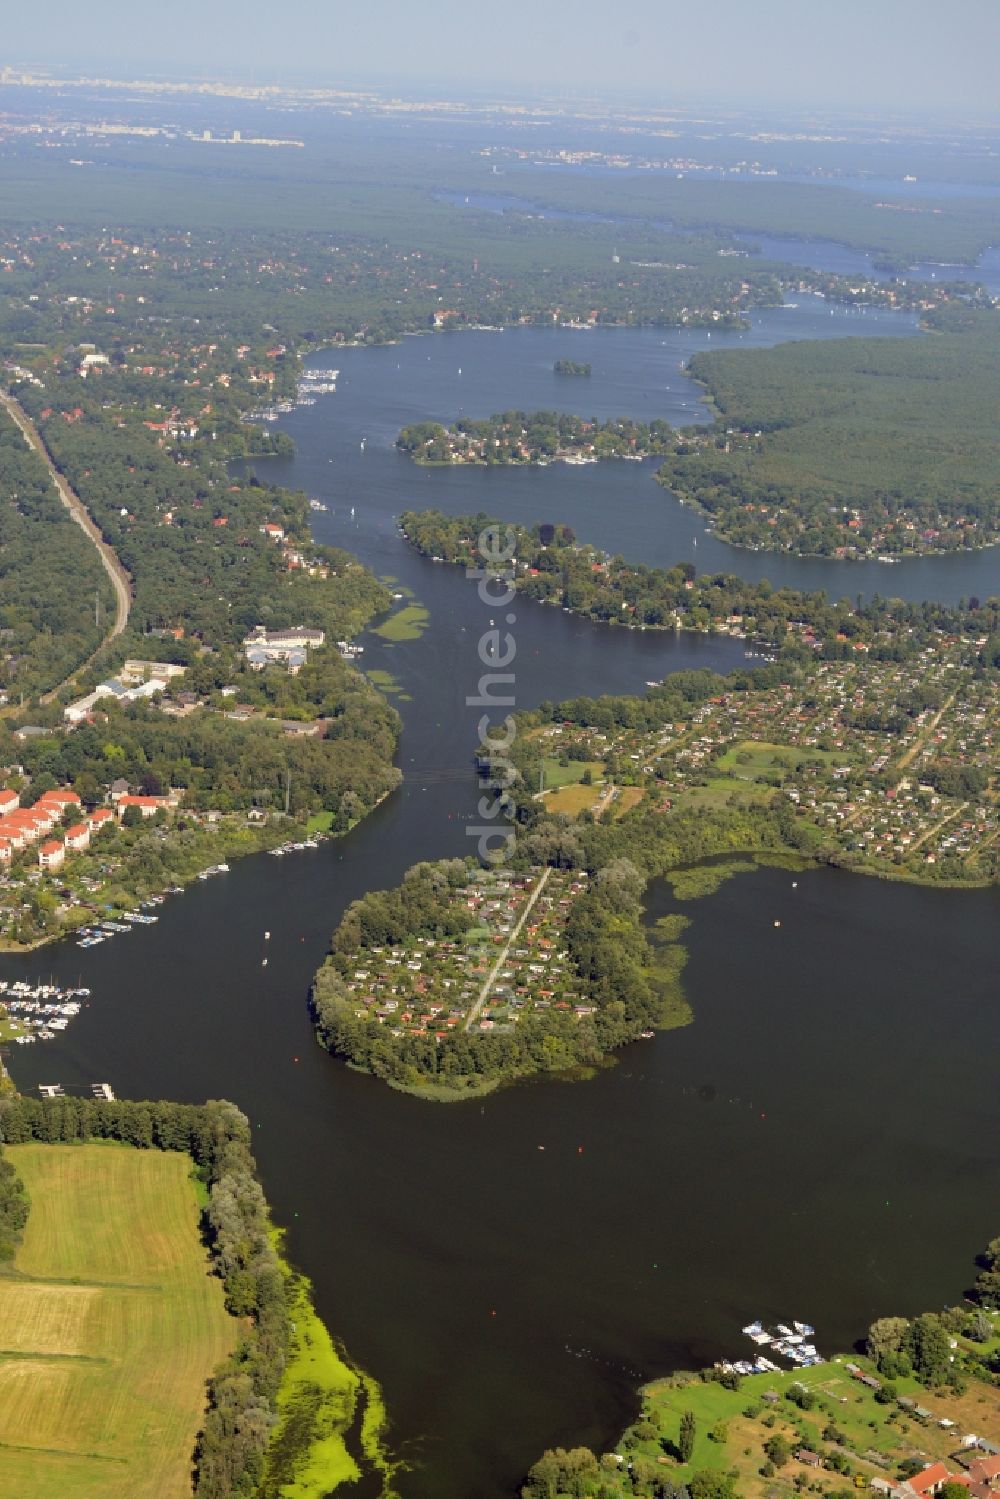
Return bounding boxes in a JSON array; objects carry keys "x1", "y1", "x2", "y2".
[{"x1": 1, "y1": 390, "x2": 132, "y2": 699}]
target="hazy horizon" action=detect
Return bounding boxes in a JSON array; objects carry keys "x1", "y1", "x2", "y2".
[{"x1": 4, "y1": 0, "x2": 1000, "y2": 119}]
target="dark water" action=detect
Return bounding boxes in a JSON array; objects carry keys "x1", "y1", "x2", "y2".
[{"x1": 7, "y1": 320, "x2": 1000, "y2": 1497}]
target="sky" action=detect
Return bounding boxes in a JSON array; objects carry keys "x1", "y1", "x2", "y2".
[{"x1": 6, "y1": 0, "x2": 1000, "y2": 117}]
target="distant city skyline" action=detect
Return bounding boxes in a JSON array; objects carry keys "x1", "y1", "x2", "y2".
[{"x1": 4, "y1": 0, "x2": 1000, "y2": 118}]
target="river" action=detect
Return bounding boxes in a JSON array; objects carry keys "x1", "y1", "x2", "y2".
[
  {"x1": 436, "y1": 189, "x2": 1000, "y2": 298},
  {"x1": 5, "y1": 316, "x2": 1000, "y2": 1497}
]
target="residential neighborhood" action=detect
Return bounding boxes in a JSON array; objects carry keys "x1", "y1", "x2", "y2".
[
  {"x1": 528, "y1": 636, "x2": 1000, "y2": 883},
  {"x1": 333, "y1": 866, "x2": 592, "y2": 1042}
]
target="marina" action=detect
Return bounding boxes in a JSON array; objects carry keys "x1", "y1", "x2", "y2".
[
  {"x1": 76, "y1": 896, "x2": 165, "y2": 946},
  {"x1": 2, "y1": 978, "x2": 91, "y2": 1043},
  {"x1": 268, "y1": 837, "x2": 321, "y2": 857},
  {"x1": 734, "y1": 1319, "x2": 823, "y2": 1369}
]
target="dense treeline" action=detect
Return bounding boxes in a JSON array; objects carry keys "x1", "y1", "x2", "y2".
[
  {"x1": 14, "y1": 385, "x2": 387, "y2": 647},
  {"x1": 0, "y1": 243, "x2": 402, "y2": 926},
  {"x1": 400, "y1": 509, "x2": 1000, "y2": 655},
  {"x1": 0, "y1": 1095, "x2": 290, "y2": 1498},
  {"x1": 3, "y1": 671, "x2": 400, "y2": 823},
  {"x1": 0, "y1": 202, "x2": 786, "y2": 354},
  {"x1": 0, "y1": 1148, "x2": 29, "y2": 1261},
  {"x1": 660, "y1": 314, "x2": 1000, "y2": 555},
  {"x1": 0, "y1": 409, "x2": 115, "y2": 697}
]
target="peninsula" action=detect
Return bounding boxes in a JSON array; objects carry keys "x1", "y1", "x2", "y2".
[
  {"x1": 523, "y1": 1243, "x2": 1000, "y2": 1499},
  {"x1": 402, "y1": 510, "x2": 1000, "y2": 889}
]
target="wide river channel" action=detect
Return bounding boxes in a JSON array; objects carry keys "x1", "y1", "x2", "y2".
[{"x1": 7, "y1": 312, "x2": 1000, "y2": 1497}]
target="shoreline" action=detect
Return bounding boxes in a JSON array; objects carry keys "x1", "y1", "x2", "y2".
[{"x1": 0, "y1": 784, "x2": 401, "y2": 962}]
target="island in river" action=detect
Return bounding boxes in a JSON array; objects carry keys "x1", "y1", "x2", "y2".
[
  {"x1": 396, "y1": 305, "x2": 1000, "y2": 559},
  {"x1": 311, "y1": 851, "x2": 695, "y2": 1098}
]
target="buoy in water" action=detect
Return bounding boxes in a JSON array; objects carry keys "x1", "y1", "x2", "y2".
[{"x1": 773, "y1": 920, "x2": 781, "y2": 928}]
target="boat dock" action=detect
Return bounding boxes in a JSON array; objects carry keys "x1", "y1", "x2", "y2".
[{"x1": 715, "y1": 1319, "x2": 824, "y2": 1377}]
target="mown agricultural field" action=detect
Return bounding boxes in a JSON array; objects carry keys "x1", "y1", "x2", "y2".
[{"x1": 0, "y1": 1142, "x2": 237, "y2": 1499}]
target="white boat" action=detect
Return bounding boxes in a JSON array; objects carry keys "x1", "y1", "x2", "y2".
[{"x1": 794, "y1": 1321, "x2": 815, "y2": 1336}]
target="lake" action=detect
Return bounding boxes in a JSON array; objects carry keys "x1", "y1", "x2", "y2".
[
  {"x1": 254, "y1": 316, "x2": 1000, "y2": 605},
  {"x1": 6, "y1": 317, "x2": 1000, "y2": 1497}
]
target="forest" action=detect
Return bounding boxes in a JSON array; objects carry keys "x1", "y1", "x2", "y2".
[
  {"x1": 3, "y1": 665, "x2": 400, "y2": 820},
  {"x1": 4, "y1": 119, "x2": 1000, "y2": 268},
  {"x1": 13, "y1": 382, "x2": 387, "y2": 648},
  {"x1": 0, "y1": 407, "x2": 115, "y2": 699},
  {"x1": 660, "y1": 313, "x2": 1000, "y2": 555}
]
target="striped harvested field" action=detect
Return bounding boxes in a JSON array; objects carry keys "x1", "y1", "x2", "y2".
[{"x1": 0, "y1": 1143, "x2": 237, "y2": 1499}]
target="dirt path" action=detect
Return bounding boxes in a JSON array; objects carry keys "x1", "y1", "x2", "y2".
[
  {"x1": 1, "y1": 390, "x2": 132, "y2": 700},
  {"x1": 463, "y1": 865, "x2": 553, "y2": 1032}
]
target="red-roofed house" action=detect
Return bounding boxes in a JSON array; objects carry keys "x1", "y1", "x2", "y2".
[
  {"x1": 0, "y1": 839, "x2": 11, "y2": 864},
  {"x1": 64, "y1": 823, "x2": 90, "y2": 851},
  {"x1": 117, "y1": 795, "x2": 166, "y2": 820},
  {"x1": 38, "y1": 840, "x2": 65, "y2": 871},
  {"x1": 906, "y1": 1464, "x2": 955, "y2": 1498},
  {"x1": 88, "y1": 808, "x2": 115, "y2": 834},
  {"x1": 3, "y1": 813, "x2": 46, "y2": 842},
  {"x1": 38, "y1": 790, "x2": 81, "y2": 810},
  {"x1": 0, "y1": 789, "x2": 18, "y2": 815},
  {"x1": 0, "y1": 824, "x2": 26, "y2": 851},
  {"x1": 968, "y1": 1459, "x2": 1000, "y2": 1488},
  {"x1": 259, "y1": 522, "x2": 285, "y2": 541},
  {"x1": 21, "y1": 806, "x2": 58, "y2": 833}
]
